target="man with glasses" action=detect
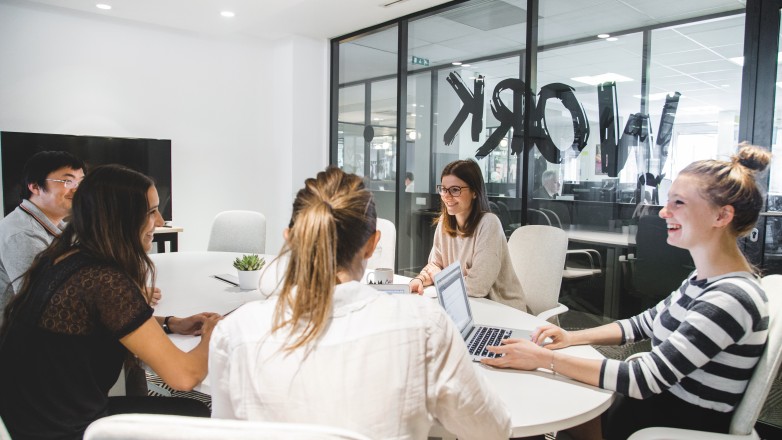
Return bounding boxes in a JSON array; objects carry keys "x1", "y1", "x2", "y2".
[{"x1": 0, "y1": 151, "x2": 85, "y2": 325}]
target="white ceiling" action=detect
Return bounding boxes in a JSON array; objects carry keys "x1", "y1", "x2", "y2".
[{"x1": 7, "y1": 0, "x2": 454, "y2": 40}]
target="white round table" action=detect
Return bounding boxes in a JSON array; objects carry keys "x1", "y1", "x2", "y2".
[{"x1": 152, "y1": 252, "x2": 614, "y2": 437}]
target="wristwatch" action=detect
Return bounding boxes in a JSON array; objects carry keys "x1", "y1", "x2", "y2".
[{"x1": 162, "y1": 316, "x2": 174, "y2": 334}]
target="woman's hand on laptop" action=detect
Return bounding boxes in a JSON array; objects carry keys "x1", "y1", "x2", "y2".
[
  {"x1": 480, "y1": 338, "x2": 549, "y2": 371},
  {"x1": 531, "y1": 324, "x2": 572, "y2": 349}
]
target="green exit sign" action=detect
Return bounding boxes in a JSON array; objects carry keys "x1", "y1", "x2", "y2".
[{"x1": 411, "y1": 56, "x2": 430, "y2": 66}]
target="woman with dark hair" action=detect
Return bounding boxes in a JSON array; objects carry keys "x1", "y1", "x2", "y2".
[
  {"x1": 410, "y1": 159, "x2": 526, "y2": 311},
  {"x1": 0, "y1": 165, "x2": 220, "y2": 440},
  {"x1": 482, "y1": 144, "x2": 772, "y2": 439},
  {"x1": 209, "y1": 166, "x2": 510, "y2": 439}
]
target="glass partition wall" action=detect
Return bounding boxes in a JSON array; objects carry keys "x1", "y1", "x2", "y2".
[{"x1": 331, "y1": 0, "x2": 781, "y2": 318}]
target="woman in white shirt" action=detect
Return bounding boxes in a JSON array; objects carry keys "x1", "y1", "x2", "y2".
[{"x1": 209, "y1": 166, "x2": 510, "y2": 440}]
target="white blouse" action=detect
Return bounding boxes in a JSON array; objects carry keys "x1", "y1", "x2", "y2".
[{"x1": 209, "y1": 281, "x2": 511, "y2": 440}]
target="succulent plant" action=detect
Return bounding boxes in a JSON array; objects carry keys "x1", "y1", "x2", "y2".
[{"x1": 232, "y1": 254, "x2": 265, "y2": 271}]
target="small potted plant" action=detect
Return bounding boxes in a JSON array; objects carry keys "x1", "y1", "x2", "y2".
[{"x1": 233, "y1": 254, "x2": 266, "y2": 290}]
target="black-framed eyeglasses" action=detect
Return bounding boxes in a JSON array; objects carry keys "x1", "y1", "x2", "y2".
[
  {"x1": 45, "y1": 179, "x2": 81, "y2": 190},
  {"x1": 436, "y1": 185, "x2": 470, "y2": 197}
]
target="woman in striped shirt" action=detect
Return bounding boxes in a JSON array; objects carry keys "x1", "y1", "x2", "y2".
[{"x1": 482, "y1": 144, "x2": 771, "y2": 439}]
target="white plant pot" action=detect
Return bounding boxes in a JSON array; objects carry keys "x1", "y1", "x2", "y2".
[{"x1": 237, "y1": 270, "x2": 261, "y2": 290}]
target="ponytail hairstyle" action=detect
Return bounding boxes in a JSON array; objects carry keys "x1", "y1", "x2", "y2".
[
  {"x1": 2, "y1": 165, "x2": 156, "y2": 337},
  {"x1": 272, "y1": 166, "x2": 377, "y2": 351},
  {"x1": 680, "y1": 143, "x2": 771, "y2": 237},
  {"x1": 438, "y1": 159, "x2": 490, "y2": 237}
]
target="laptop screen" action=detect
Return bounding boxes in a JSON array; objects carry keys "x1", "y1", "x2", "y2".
[{"x1": 434, "y1": 261, "x2": 473, "y2": 334}]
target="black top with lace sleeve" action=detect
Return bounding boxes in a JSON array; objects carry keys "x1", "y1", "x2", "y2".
[{"x1": 0, "y1": 252, "x2": 153, "y2": 440}]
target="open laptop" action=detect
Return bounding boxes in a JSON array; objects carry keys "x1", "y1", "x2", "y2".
[{"x1": 434, "y1": 261, "x2": 532, "y2": 361}]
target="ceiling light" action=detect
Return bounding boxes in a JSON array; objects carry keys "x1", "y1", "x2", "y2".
[
  {"x1": 500, "y1": 138, "x2": 508, "y2": 148},
  {"x1": 633, "y1": 92, "x2": 680, "y2": 101},
  {"x1": 462, "y1": 64, "x2": 471, "y2": 67},
  {"x1": 408, "y1": 130, "x2": 417, "y2": 140},
  {"x1": 597, "y1": 34, "x2": 610, "y2": 39},
  {"x1": 411, "y1": 113, "x2": 416, "y2": 117},
  {"x1": 606, "y1": 37, "x2": 618, "y2": 42},
  {"x1": 571, "y1": 73, "x2": 633, "y2": 86},
  {"x1": 730, "y1": 52, "x2": 782, "y2": 66},
  {"x1": 729, "y1": 56, "x2": 744, "y2": 66},
  {"x1": 452, "y1": 62, "x2": 462, "y2": 66},
  {"x1": 220, "y1": 11, "x2": 235, "y2": 18},
  {"x1": 96, "y1": 4, "x2": 111, "y2": 10},
  {"x1": 677, "y1": 105, "x2": 722, "y2": 115}
]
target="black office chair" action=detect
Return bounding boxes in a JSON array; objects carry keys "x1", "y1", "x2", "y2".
[
  {"x1": 489, "y1": 201, "x2": 513, "y2": 236},
  {"x1": 622, "y1": 215, "x2": 694, "y2": 313}
]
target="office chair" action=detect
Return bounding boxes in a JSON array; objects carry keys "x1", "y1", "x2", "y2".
[
  {"x1": 627, "y1": 274, "x2": 782, "y2": 440},
  {"x1": 528, "y1": 208, "x2": 552, "y2": 226},
  {"x1": 496, "y1": 201, "x2": 514, "y2": 229},
  {"x1": 621, "y1": 215, "x2": 694, "y2": 313},
  {"x1": 507, "y1": 226, "x2": 569, "y2": 323},
  {"x1": 366, "y1": 218, "x2": 396, "y2": 270},
  {"x1": 0, "y1": 415, "x2": 10, "y2": 440},
  {"x1": 84, "y1": 414, "x2": 373, "y2": 440},
  {"x1": 207, "y1": 210, "x2": 266, "y2": 254},
  {"x1": 526, "y1": 208, "x2": 601, "y2": 283}
]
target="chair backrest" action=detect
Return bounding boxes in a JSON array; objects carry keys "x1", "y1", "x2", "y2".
[
  {"x1": 507, "y1": 225, "x2": 568, "y2": 316},
  {"x1": 84, "y1": 414, "x2": 373, "y2": 440},
  {"x1": 207, "y1": 210, "x2": 266, "y2": 254},
  {"x1": 495, "y1": 201, "x2": 513, "y2": 228},
  {"x1": 0, "y1": 415, "x2": 11, "y2": 440},
  {"x1": 366, "y1": 218, "x2": 395, "y2": 270},
  {"x1": 730, "y1": 274, "x2": 782, "y2": 435},
  {"x1": 631, "y1": 215, "x2": 693, "y2": 305},
  {"x1": 527, "y1": 208, "x2": 552, "y2": 226}
]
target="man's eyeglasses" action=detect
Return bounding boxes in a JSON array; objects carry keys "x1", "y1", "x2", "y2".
[
  {"x1": 45, "y1": 179, "x2": 81, "y2": 190},
  {"x1": 436, "y1": 185, "x2": 470, "y2": 197}
]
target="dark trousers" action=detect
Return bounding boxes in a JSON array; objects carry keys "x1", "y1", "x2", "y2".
[
  {"x1": 603, "y1": 391, "x2": 732, "y2": 439},
  {"x1": 108, "y1": 396, "x2": 210, "y2": 418}
]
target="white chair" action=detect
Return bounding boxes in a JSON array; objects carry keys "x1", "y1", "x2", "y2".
[
  {"x1": 0, "y1": 415, "x2": 11, "y2": 440},
  {"x1": 562, "y1": 249, "x2": 603, "y2": 280},
  {"x1": 84, "y1": 414, "x2": 373, "y2": 440},
  {"x1": 507, "y1": 225, "x2": 569, "y2": 323},
  {"x1": 366, "y1": 218, "x2": 395, "y2": 270},
  {"x1": 527, "y1": 208, "x2": 602, "y2": 282},
  {"x1": 627, "y1": 274, "x2": 782, "y2": 440},
  {"x1": 207, "y1": 210, "x2": 266, "y2": 254}
]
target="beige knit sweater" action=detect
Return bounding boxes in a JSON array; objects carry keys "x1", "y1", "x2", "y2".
[{"x1": 428, "y1": 213, "x2": 527, "y2": 312}]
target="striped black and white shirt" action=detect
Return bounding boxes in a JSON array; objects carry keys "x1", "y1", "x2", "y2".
[{"x1": 600, "y1": 271, "x2": 768, "y2": 412}]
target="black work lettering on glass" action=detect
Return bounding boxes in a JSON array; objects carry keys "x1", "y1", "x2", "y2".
[
  {"x1": 476, "y1": 78, "x2": 525, "y2": 159},
  {"x1": 598, "y1": 82, "x2": 620, "y2": 175},
  {"x1": 655, "y1": 92, "x2": 681, "y2": 173},
  {"x1": 363, "y1": 125, "x2": 375, "y2": 143},
  {"x1": 443, "y1": 72, "x2": 484, "y2": 146},
  {"x1": 619, "y1": 113, "x2": 652, "y2": 177},
  {"x1": 534, "y1": 83, "x2": 589, "y2": 164}
]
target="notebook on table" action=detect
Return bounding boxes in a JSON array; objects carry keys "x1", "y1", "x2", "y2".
[{"x1": 433, "y1": 261, "x2": 532, "y2": 361}]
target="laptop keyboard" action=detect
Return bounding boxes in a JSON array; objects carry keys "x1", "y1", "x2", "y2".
[{"x1": 468, "y1": 327, "x2": 511, "y2": 358}]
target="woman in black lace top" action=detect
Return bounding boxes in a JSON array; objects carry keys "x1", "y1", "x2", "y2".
[{"x1": 0, "y1": 165, "x2": 221, "y2": 440}]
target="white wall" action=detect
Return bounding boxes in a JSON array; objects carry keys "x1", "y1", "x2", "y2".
[{"x1": 0, "y1": 2, "x2": 330, "y2": 253}]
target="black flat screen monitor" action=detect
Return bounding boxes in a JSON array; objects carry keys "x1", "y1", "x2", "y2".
[{"x1": 0, "y1": 131, "x2": 172, "y2": 220}]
